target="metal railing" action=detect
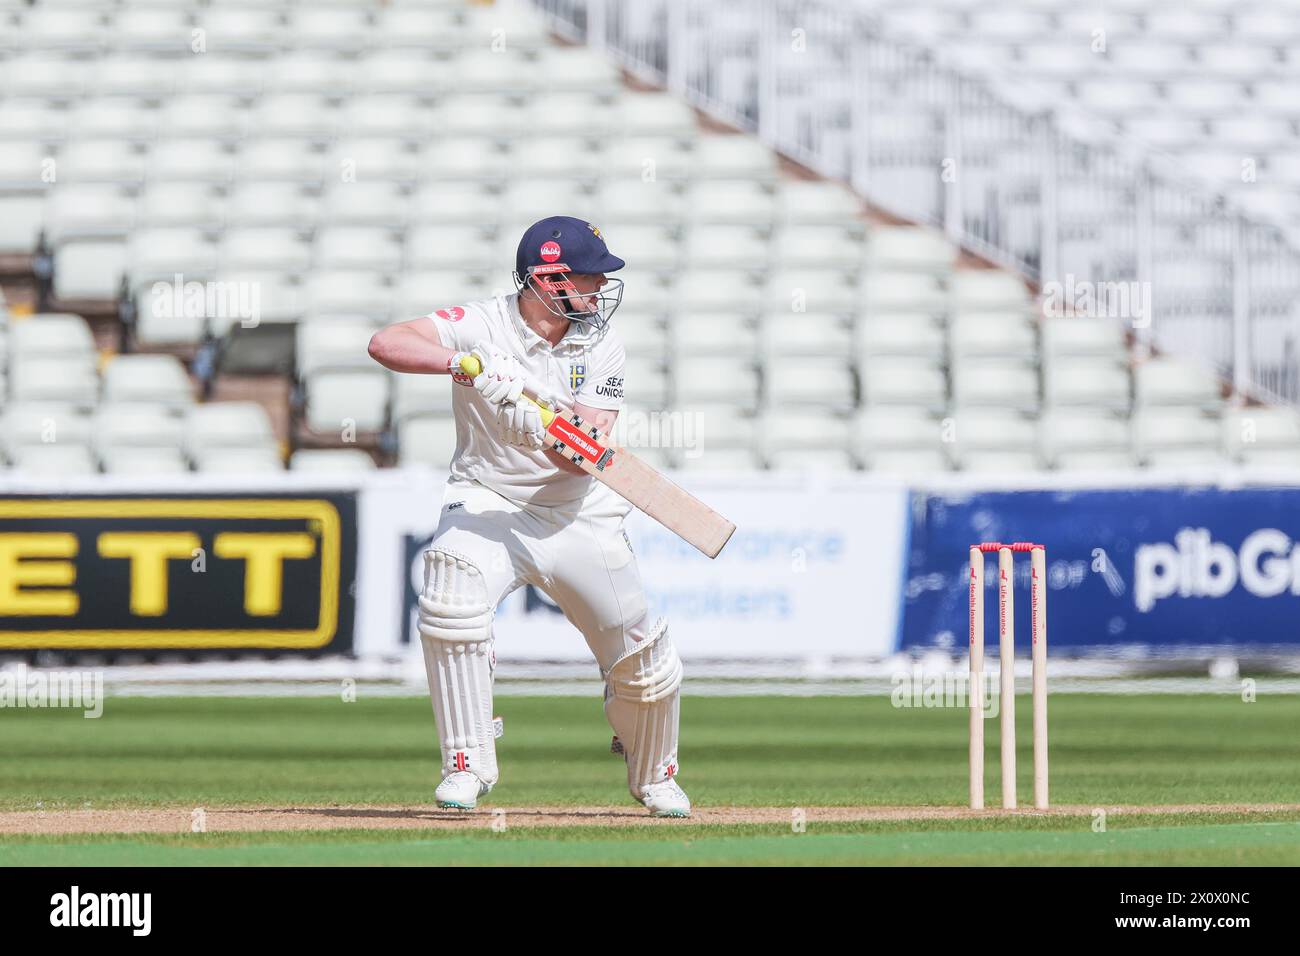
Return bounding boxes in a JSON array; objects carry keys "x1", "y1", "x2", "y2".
[{"x1": 530, "y1": 0, "x2": 1300, "y2": 407}]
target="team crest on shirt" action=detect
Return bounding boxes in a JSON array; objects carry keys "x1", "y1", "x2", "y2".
[
  {"x1": 569, "y1": 362, "x2": 586, "y2": 390},
  {"x1": 435, "y1": 306, "x2": 465, "y2": 322}
]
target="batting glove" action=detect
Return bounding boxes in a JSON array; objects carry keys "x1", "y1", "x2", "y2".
[
  {"x1": 470, "y1": 344, "x2": 526, "y2": 407},
  {"x1": 495, "y1": 399, "x2": 547, "y2": 450}
]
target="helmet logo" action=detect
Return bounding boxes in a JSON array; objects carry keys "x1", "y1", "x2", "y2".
[
  {"x1": 586, "y1": 223, "x2": 603, "y2": 239},
  {"x1": 540, "y1": 241, "x2": 562, "y2": 262}
]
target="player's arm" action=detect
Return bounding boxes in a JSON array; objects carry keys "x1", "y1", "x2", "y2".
[
  {"x1": 367, "y1": 318, "x2": 461, "y2": 374},
  {"x1": 546, "y1": 402, "x2": 618, "y2": 476}
]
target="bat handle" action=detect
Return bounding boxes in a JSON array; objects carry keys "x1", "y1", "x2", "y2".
[{"x1": 458, "y1": 355, "x2": 557, "y2": 426}]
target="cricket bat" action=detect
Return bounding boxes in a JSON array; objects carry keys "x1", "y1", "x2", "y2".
[{"x1": 459, "y1": 355, "x2": 736, "y2": 558}]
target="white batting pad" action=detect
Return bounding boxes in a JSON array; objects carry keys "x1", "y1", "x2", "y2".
[
  {"x1": 603, "y1": 617, "x2": 683, "y2": 795},
  {"x1": 417, "y1": 549, "x2": 499, "y2": 786}
]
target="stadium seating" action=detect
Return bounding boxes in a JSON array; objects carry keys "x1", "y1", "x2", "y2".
[{"x1": 2, "y1": 0, "x2": 1295, "y2": 478}]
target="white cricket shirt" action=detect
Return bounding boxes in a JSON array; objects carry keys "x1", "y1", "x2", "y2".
[{"x1": 426, "y1": 292, "x2": 626, "y2": 506}]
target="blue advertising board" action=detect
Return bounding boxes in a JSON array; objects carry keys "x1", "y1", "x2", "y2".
[{"x1": 901, "y1": 486, "x2": 1300, "y2": 653}]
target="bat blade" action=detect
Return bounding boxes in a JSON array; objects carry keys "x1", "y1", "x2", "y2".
[
  {"x1": 545, "y1": 408, "x2": 736, "y2": 558},
  {"x1": 457, "y1": 356, "x2": 736, "y2": 557}
]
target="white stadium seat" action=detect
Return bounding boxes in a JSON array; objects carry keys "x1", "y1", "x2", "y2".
[
  {"x1": 303, "y1": 272, "x2": 396, "y2": 322},
  {"x1": 10, "y1": 444, "x2": 98, "y2": 475},
  {"x1": 851, "y1": 405, "x2": 945, "y2": 464},
  {"x1": 297, "y1": 319, "x2": 377, "y2": 378},
  {"x1": 674, "y1": 447, "x2": 762, "y2": 472},
  {"x1": 681, "y1": 180, "x2": 776, "y2": 225},
  {"x1": 0, "y1": 195, "x2": 47, "y2": 255},
  {"x1": 184, "y1": 401, "x2": 277, "y2": 452},
  {"x1": 56, "y1": 140, "x2": 146, "y2": 185},
  {"x1": 949, "y1": 271, "x2": 1031, "y2": 312},
  {"x1": 860, "y1": 273, "x2": 948, "y2": 316},
  {"x1": 610, "y1": 93, "x2": 697, "y2": 138},
  {"x1": 92, "y1": 55, "x2": 178, "y2": 97},
  {"x1": 103, "y1": 354, "x2": 194, "y2": 409},
  {"x1": 865, "y1": 227, "x2": 957, "y2": 275},
  {"x1": 2, "y1": 403, "x2": 93, "y2": 456},
  {"x1": 1040, "y1": 316, "x2": 1128, "y2": 361},
  {"x1": 352, "y1": 51, "x2": 445, "y2": 95},
  {"x1": 291, "y1": 449, "x2": 377, "y2": 472},
  {"x1": 1, "y1": 54, "x2": 89, "y2": 99},
  {"x1": 951, "y1": 360, "x2": 1039, "y2": 411},
  {"x1": 775, "y1": 181, "x2": 865, "y2": 228},
  {"x1": 340, "y1": 96, "x2": 431, "y2": 140},
  {"x1": 624, "y1": 356, "x2": 670, "y2": 408},
  {"x1": 860, "y1": 358, "x2": 947, "y2": 410},
  {"x1": 772, "y1": 226, "x2": 865, "y2": 270},
  {"x1": 248, "y1": 95, "x2": 341, "y2": 140},
  {"x1": 764, "y1": 357, "x2": 856, "y2": 409},
  {"x1": 303, "y1": 369, "x2": 390, "y2": 433},
  {"x1": 286, "y1": 8, "x2": 373, "y2": 53},
  {"x1": 418, "y1": 137, "x2": 510, "y2": 181},
  {"x1": 856, "y1": 314, "x2": 946, "y2": 363},
  {"x1": 405, "y1": 225, "x2": 497, "y2": 272},
  {"x1": 398, "y1": 415, "x2": 458, "y2": 467},
  {"x1": 1038, "y1": 409, "x2": 1133, "y2": 470},
  {"x1": 66, "y1": 100, "x2": 157, "y2": 140},
  {"x1": 93, "y1": 404, "x2": 186, "y2": 460},
  {"x1": 617, "y1": 312, "x2": 672, "y2": 355},
  {"x1": 329, "y1": 137, "x2": 421, "y2": 182},
  {"x1": 0, "y1": 99, "x2": 68, "y2": 142},
  {"x1": 45, "y1": 186, "x2": 135, "y2": 243},
  {"x1": 1132, "y1": 407, "x2": 1224, "y2": 465},
  {"x1": 601, "y1": 136, "x2": 694, "y2": 182},
  {"x1": 1134, "y1": 358, "x2": 1224, "y2": 409},
  {"x1": 53, "y1": 240, "x2": 128, "y2": 300},
  {"x1": 9, "y1": 312, "x2": 96, "y2": 361},
  {"x1": 949, "y1": 312, "x2": 1036, "y2": 360},
  {"x1": 692, "y1": 135, "x2": 780, "y2": 181},
  {"x1": 764, "y1": 269, "x2": 858, "y2": 315},
  {"x1": 947, "y1": 410, "x2": 1043, "y2": 473},
  {"x1": 762, "y1": 407, "x2": 856, "y2": 471},
  {"x1": 127, "y1": 228, "x2": 218, "y2": 286},
  {"x1": 673, "y1": 270, "x2": 764, "y2": 314},
  {"x1": 236, "y1": 139, "x2": 329, "y2": 184},
  {"x1": 674, "y1": 356, "x2": 759, "y2": 409},
  {"x1": 1223, "y1": 407, "x2": 1300, "y2": 469},
  {"x1": 224, "y1": 182, "x2": 319, "y2": 228},
  {"x1": 392, "y1": 371, "x2": 453, "y2": 423},
  {"x1": 178, "y1": 56, "x2": 266, "y2": 97},
  {"x1": 681, "y1": 225, "x2": 768, "y2": 270},
  {"x1": 409, "y1": 182, "x2": 503, "y2": 225},
  {"x1": 113, "y1": 8, "x2": 194, "y2": 54},
  {"x1": 193, "y1": 447, "x2": 285, "y2": 474},
  {"x1": 220, "y1": 228, "x2": 313, "y2": 273},
  {"x1": 150, "y1": 140, "x2": 239, "y2": 183},
  {"x1": 10, "y1": 358, "x2": 99, "y2": 406},
  {"x1": 593, "y1": 180, "x2": 685, "y2": 226},
  {"x1": 374, "y1": 7, "x2": 462, "y2": 50},
  {"x1": 313, "y1": 226, "x2": 403, "y2": 272}
]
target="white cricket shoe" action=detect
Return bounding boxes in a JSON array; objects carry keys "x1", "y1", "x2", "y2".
[
  {"x1": 639, "y1": 778, "x2": 691, "y2": 818},
  {"x1": 435, "y1": 771, "x2": 491, "y2": 810}
]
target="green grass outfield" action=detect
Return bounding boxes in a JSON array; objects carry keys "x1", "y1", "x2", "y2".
[{"x1": 1, "y1": 694, "x2": 1298, "y2": 865}]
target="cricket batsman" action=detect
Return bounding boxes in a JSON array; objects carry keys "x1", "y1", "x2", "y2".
[{"x1": 367, "y1": 217, "x2": 689, "y2": 817}]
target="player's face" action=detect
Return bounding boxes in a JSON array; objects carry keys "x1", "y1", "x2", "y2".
[{"x1": 564, "y1": 273, "x2": 607, "y2": 314}]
